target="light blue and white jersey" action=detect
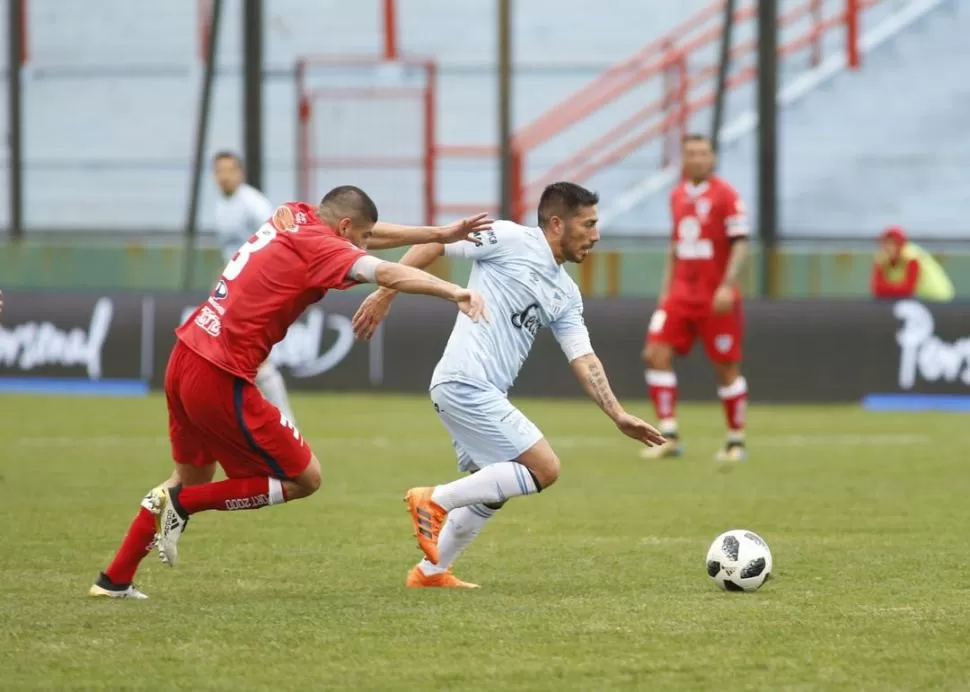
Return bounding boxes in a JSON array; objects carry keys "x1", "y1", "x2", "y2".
[
  {"x1": 430, "y1": 220, "x2": 593, "y2": 394},
  {"x1": 214, "y1": 183, "x2": 274, "y2": 261}
]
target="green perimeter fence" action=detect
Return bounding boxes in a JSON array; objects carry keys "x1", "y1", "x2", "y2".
[{"x1": 2, "y1": 240, "x2": 969, "y2": 299}]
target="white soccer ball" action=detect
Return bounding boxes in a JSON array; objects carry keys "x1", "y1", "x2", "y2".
[{"x1": 706, "y1": 529, "x2": 773, "y2": 592}]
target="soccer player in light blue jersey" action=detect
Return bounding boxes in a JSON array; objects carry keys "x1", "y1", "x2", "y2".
[{"x1": 353, "y1": 182, "x2": 666, "y2": 588}]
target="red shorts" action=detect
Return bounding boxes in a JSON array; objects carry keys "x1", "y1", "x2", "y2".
[
  {"x1": 164, "y1": 341, "x2": 311, "y2": 479},
  {"x1": 646, "y1": 300, "x2": 744, "y2": 363}
]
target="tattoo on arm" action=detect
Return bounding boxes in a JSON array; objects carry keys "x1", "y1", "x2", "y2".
[{"x1": 583, "y1": 359, "x2": 621, "y2": 416}]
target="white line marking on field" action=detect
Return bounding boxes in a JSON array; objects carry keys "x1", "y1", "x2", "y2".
[{"x1": 640, "y1": 537, "x2": 696, "y2": 546}]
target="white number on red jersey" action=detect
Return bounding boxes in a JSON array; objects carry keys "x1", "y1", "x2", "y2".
[
  {"x1": 222, "y1": 224, "x2": 278, "y2": 281},
  {"x1": 675, "y1": 216, "x2": 714, "y2": 260}
]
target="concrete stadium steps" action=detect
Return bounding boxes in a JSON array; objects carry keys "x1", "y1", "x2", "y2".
[{"x1": 608, "y1": 0, "x2": 967, "y2": 237}]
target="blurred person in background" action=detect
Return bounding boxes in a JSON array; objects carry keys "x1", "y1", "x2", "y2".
[
  {"x1": 870, "y1": 225, "x2": 954, "y2": 302},
  {"x1": 212, "y1": 151, "x2": 296, "y2": 423},
  {"x1": 641, "y1": 134, "x2": 750, "y2": 464}
]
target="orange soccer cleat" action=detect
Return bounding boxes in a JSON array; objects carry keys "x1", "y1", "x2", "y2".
[
  {"x1": 404, "y1": 487, "x2": 447, "y2": 565},
  {"x1": 406, "y1": 564, "x2": 480, "y2": 589}
]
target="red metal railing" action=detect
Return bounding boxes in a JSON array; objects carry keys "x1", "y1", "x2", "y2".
[
  {"x1": 439, "y1": 0, "x2": 879, "y2": 223},
  {"x1": 295, "y1": 56, "x2": 437, "y2": 225},
  {"x1": 17, "y1": 0, "x2": 28, "y2": 64},
  {"x1": 198, "y1": 0, "x2": 210, "y2": 62}
]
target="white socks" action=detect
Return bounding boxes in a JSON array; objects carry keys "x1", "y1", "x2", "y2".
[
  {"x1": 419, "y1": 503, "x2": 495, "y2": 575},
  {"x1": 255, "y1": 362, "x2": 296, "y2": 423},
  {"x1": 430, "y1": 462, "x2": 539, "y2": 511}
]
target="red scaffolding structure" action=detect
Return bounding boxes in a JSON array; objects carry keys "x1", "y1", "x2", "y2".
[{"x1": 438, "y1": 0, "x2": 879, "y2": 223}]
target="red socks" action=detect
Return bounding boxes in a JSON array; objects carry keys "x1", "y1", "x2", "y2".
[
  {"x1": 718, "y1": 376, "x2": 748, "y2": 434},
  {"x1": 101, "y1": 478, "x2": 287, "y2": 587},
  {"x1": 103, "y1": 506, "x2": 156, "y2": 585},
  {"x1": 175, "y1": 477, "x2": 285, "y2": 515},
  {"x1": 646, "y1": 369, "x2": 678, "y2": 425}
]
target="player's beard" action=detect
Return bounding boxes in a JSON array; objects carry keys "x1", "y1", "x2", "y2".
[{"x1": 569, "y1": 238, "x2": 596, "y2": 264}]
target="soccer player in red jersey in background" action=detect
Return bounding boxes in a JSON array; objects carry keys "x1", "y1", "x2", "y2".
[
  {"x1": 89, "y1": 186, "x2": 490, "y2": 599},
  {"x1": 641, "y1": 134, "x2": 750, "y2": 463}
]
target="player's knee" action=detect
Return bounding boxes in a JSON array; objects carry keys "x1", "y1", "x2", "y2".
[
  {"x1": 532, "y1": 454, "x2": 561, "y2": 489},
  {"x1": 287, "y1": 456, "x2": 322, "y2": 499},
  {"x1": 644, "y1": 344, "x2": 672, "y2": 370},
  {"x1": 301, "y1": 460, "x2": 323, "y2": 494},
  {"x1": 715, "y1": 362, "x2": 741, "y2": 387}
]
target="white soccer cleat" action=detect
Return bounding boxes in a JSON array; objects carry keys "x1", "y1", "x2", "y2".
[
  {"x1": 714, "y1": 443, "x2": 747, "y2": 464},
  {"x1": 147, "y1": 485, "x2": 188, "y2": 567},
  {"x1": 88, "y1": 574, "x2": 149, "y2": 600},
  {"x1": 639, "y1": 438, "x2": 684, "y2": 460},
  {"x1": 88, "y1": 583, "x2": 149, "y2": 600}
]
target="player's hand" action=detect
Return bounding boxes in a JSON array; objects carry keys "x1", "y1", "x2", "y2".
[
  {"x1": 435, "y1": 213, "x2": 494, "y2": 245},
  {"x1": 352, "y1": 289, "x2": 395, "y2": 341},
  {"x1": 712, "y1": 284, "x2": 735, "y2": 314},
  {"x1": 614, "y1": 412, "x2": 666, "y2": 447},
  {"x1": 456, "y1": 289, "x2": 489, "y2": 324}
]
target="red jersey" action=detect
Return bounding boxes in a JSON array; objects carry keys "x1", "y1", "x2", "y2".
[
  {"x1": 176, "y1": 202, "x2": 366, "y2": 381},
  {"x1": 668, "y1": 175, "x2": 748, "y2": 309}
]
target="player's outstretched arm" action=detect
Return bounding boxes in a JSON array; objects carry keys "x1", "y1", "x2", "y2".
[
  {"x1": 366, "y1": 213, "x2": 493, "y2": 250},
  {"x1": 348, "y1": 256, "x2": 487, "y2": 323},
  {"x1": 351, "y1": 242, "x2": 448, "y2": 339},
  {"x1": 569, "y1": 353, "x2": 666, "y2": 447}
]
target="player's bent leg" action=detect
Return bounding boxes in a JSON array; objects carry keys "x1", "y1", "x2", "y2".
[
  {"x1": 89, "y1": 462, "x2": 218, "y2": 599},
  {"x1": 407, "y1": 505, "x2": 490, "y2": 589},
  {"x1": 713, "y1": 361, "x2": 748, "y2": 463},
  {"x1": 153, "y1": 454, "x2": 317, "y2": 568},
  {"x1": 406, "y1": 384, "x2": 547, "y2": 564},
  {"x1": 255, "y1": 360, "x2": 296, "y2": 424},
  {"x1": 641, "y1": 342, "x2": 683, "y2": 460},
  {"x1": 408, "y1": 466, "x2": 503, "y2": 588},
  {"x1": 427, "y1": 438, "x2": 552, "y2": 510},
  {"x1": 150, "y1": 369, "x2": 319, "y2": 566},
  {"x1": 406, "y1": 443, "x2": 548, "y2": 564},
  {"x1": 279, "y1": 453, "x2": 322, "y2": 500},
  {"x1": 406, "y1": 504, "x2": 488, "y2": 589}
]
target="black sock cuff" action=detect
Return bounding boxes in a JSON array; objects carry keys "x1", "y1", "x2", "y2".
[
  {"x1": 168, "y1": 484, "x2": 189, "y2": 520},
  {"x1": 526, "y1": 468, "x2": 543, "y2": 493},
  {"x1": 97, "y1": 572, "x2": 128, "y2": 590}
]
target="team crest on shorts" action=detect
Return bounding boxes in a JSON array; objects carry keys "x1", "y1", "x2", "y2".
[{"x1": 714, "y1": 334, "x2": 733, "y2": 353}]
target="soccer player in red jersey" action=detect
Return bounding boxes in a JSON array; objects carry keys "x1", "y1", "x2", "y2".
[
  {"x1": 89, "y1": 186, "x2": 489, "y2": 599},
  {"x1": 641, "y1": 134, "x2": 750, "y2": 463}
]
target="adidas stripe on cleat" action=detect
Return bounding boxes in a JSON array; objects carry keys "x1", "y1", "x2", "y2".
[{"x1": 404, "y1": 487, "x2": 447, "y2": 565}]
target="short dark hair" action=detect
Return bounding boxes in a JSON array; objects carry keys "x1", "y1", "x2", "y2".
[
  {"x1": 319, "y1": 185, "x2": 379, "y2": 224},
  {"x1": 212, "y1": 151, "x2": 243, "y2": 167},
  {"x1": 537, "y1": 182, "x2": 599, "y2": 228},
  {"x1": 682, "y1": 133, "x2": 712, "y2": 147}
]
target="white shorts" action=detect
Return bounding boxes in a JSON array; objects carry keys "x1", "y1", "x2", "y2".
[{"x1": 430, "y1": 381, "x2": 543, "y2": 473}]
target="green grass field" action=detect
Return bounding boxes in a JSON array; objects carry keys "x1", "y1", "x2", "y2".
[{"x1": 2, "y1": 393, "x2": 969, "y2": 690}]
